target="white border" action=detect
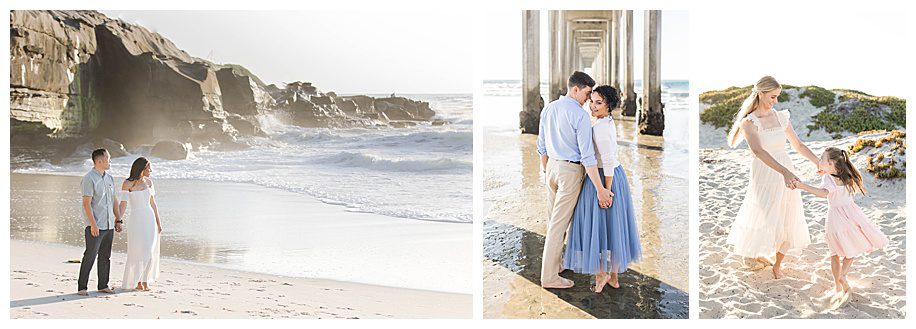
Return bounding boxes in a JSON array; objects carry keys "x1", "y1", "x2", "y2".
[{"x1": 4, "y1": 0, "x2": 914, "y2": 327}]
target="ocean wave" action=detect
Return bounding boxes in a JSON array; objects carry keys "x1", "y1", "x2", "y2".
[
  {"x1": 311, "y1": 151, "x2": 472, "y2": 173},
  {"x1": 11, "y1": 98, "x2": 474, "y2": 225},
  {"x1": 267, "y1": 128, "x2": 473, "y2": 153}
]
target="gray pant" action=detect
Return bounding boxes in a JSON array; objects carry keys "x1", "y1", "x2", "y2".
[{"x1": 77, "y1": 227, "x2": 114, "y2": 291}]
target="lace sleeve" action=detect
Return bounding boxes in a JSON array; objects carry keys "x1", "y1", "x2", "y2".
[
  {"x1": 777, "y1": 110, "x2": 791, "y2": 129},
  {"x1": 742, "y1": 113, "x2": 762, "y2": 129}
]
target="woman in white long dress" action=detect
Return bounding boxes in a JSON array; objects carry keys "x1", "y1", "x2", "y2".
[
  {"x1": 118, "y1": 157, "x2": 162, "y2": 291},
  {"x1": 725, "y1": 76, "x2": 818, "y2": 279}
]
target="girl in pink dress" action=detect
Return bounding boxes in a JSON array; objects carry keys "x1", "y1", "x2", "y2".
[{"x1": 794, "y1": 147, "x2": 888, "y2": 300}]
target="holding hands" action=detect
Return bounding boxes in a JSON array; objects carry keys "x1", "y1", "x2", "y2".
[
  {"x1": 784, "y1": 164, "x2": 828, "y2": 190},
  {"x1": 782, "y1": 171, "x2": 801, "y2": 190},
  {"x1": 597, "y1": 188, "x2": 614, "y2": 208}
]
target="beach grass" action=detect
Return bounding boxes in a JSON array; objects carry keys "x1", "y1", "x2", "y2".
[
  {"x1": 849, "y1": 130, "x2": 906, "y2": 179},
  {"x1": 799, "y1": 85, "x2": 835, "y2": 108}
]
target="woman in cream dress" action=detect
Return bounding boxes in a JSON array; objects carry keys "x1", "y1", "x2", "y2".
[
  {"x1": 725, "y1": 76, "x2": 818, "y2": 279},
  {"x1": 118, "y1": 157, "x2": 162, "y2": 291}
]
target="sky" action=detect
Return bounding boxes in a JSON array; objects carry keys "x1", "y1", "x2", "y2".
[
  {"x1": 102, "y1": 10, "x2": 474, "y2": 94},
  {"x1": 482, "y1": 10, "x2": 691, "y2": 81},
  {"x1": 693, "y1": 8, "x2": 910, "y2": 96}
]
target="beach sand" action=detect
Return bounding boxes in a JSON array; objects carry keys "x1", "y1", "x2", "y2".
[
  {"x1": 9, "y1": 173, "x2": 471, "y2": 318},
  {"x1": 10, "y1": 240, "x2": 468, "y2": 319},
  {"x1": 482, "y1": 110, "x2": 689, "y2": 319},
  {"x1": 698, "y1": 132, "x2": 906, "y2": 319}
]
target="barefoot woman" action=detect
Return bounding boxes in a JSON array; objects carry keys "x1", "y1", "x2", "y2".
[
  {"x1": 725, "y1": 76, "x2": 816, "y2": 278},
  {"x1": 563, "y1": 85, "x2": 641, "y2": 292}
]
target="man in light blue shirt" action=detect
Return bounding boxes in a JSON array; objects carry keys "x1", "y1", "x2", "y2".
[
  {"x1": 77, "y1": 148, "x2": 122, "y2": 295},
  {"x1": 537, "y1": 72, "x2": 613, "y2": 289}
]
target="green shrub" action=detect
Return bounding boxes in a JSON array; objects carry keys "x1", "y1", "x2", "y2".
[
  {"x1": 700, "y1": 85, "x2": 795, "y2": 129},
  {"x1": 810, "y1": 94, "x2": 906, "y2": 134},
  {"x1": 799, "y1": 85, "x2": 835, "y2": 108},
  {"x1": 699, "y1": 86, "x2": 752, "y2": 105},
  {"x1": 700, "y1": 95, "x2": 746, "y2": 129}
]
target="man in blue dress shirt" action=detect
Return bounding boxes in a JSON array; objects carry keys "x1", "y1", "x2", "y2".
[{"x1": 537, "y1": 71, "x2": 613, "y2": 289}]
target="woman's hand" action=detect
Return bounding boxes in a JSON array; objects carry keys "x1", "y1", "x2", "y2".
[
  {"x1": 596, "y1": 187, "x2": 612, "y2": 208},
  {"x1": 782, "y1": 171, "x2": 799, "y2": 189}
]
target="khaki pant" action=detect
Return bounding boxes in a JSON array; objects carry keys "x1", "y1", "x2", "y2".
[{"x1": 540, "y1": 159, "x2": 585, "y2": 284}]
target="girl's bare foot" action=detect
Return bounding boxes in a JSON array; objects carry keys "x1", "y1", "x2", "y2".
[
  {"x1": 840, "y1": 278, "x2": 850, "y2": 294},
  {"x1": 141, "y1": 282, "x2": 150, "y2": 291},
  {"x1": 756, "y1": 257, "x2": 773, "y2": 266},
  {"x1": 135, "y1": 283, "x2": 143, "y2": 291}
]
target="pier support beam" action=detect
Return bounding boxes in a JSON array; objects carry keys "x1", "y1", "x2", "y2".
[
  {"x1": 520, "y1": 10, "x2": 543, "y2": 134},
  {"x1": 639, "y1": 10, "x2": 665, "y2": 136},
  {"x1": 608, "y1": 11, "x2": 620, "y2": 91},
  {"x1": 548, "y1": 11, "x2": 562, "y2": 102},
  {"x1": 621, "y1": 10, "x2": 637, "y2": 116}
]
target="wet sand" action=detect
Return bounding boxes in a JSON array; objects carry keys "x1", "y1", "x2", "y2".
[
  {"x1": 10, "y1": 240, "x2": 468, "y2": 319},
  {"x1": 482, "y1": 109, "x2": 689, "y2": 319},
  {"x1": 9, "y1": 173, "x2": 472, "y2": 318},
  {"x1": 698, "y1": 133, "x2": 906, "y2": 318}
]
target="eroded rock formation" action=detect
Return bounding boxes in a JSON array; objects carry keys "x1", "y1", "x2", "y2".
[{"x1": 10, "y1": 10, "x2": 442, "y2": 161}]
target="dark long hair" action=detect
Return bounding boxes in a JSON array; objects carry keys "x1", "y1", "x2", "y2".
[
  {"x1": 592, "y1": 85, "x2": 621, "y2": 109},
  {"x1": 824, "y1": 147, "x2": 867, "y2": 195},
  {"x1": 127, "y1": 157, "x2": 150, "y2": 182}
]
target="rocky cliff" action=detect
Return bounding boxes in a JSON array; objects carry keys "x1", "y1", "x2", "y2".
[{"x1": 10, "y1": 10, "x2": 439, "y2": 160}]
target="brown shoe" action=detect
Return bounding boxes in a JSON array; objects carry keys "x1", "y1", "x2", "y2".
[{"x1": 98, "y1": 288, "x2": 115, "y2": 294}]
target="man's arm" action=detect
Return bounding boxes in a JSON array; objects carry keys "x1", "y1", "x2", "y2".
[
  {"x1": 540, "y1": 154, "x2": 549, "y2": 173},
  {"x1": 80, "y1": 178, "x2": 99, "y2": 237},
  {"x1": 537, "y1": 108, "x2": 548, "y2": 172},
  {"x1": 574, "y1": 113, "x2": 598, "y2": 168},
  {"x1": 82, "y1": 196, "x2": 99, "y2": 237}
]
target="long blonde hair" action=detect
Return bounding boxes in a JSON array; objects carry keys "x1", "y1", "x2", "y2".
[{"x1": 726, "y1": 76, "x2": 782, "y2": 147}]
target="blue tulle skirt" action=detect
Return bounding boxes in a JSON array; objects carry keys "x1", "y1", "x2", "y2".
[{"x1": 563, "y1": 165, "x2": 642, "y2": 274}]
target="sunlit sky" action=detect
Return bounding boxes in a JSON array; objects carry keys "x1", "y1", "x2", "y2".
[
  {"x1": 102, "y1": 10, "x2": 473, "y2": 94},
  {"x1": 482, "y1": 10, "x2": 690, "y2": 81},
  {"x1": 693, "y1": 7, "x2": 910, "y2": 96}
]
